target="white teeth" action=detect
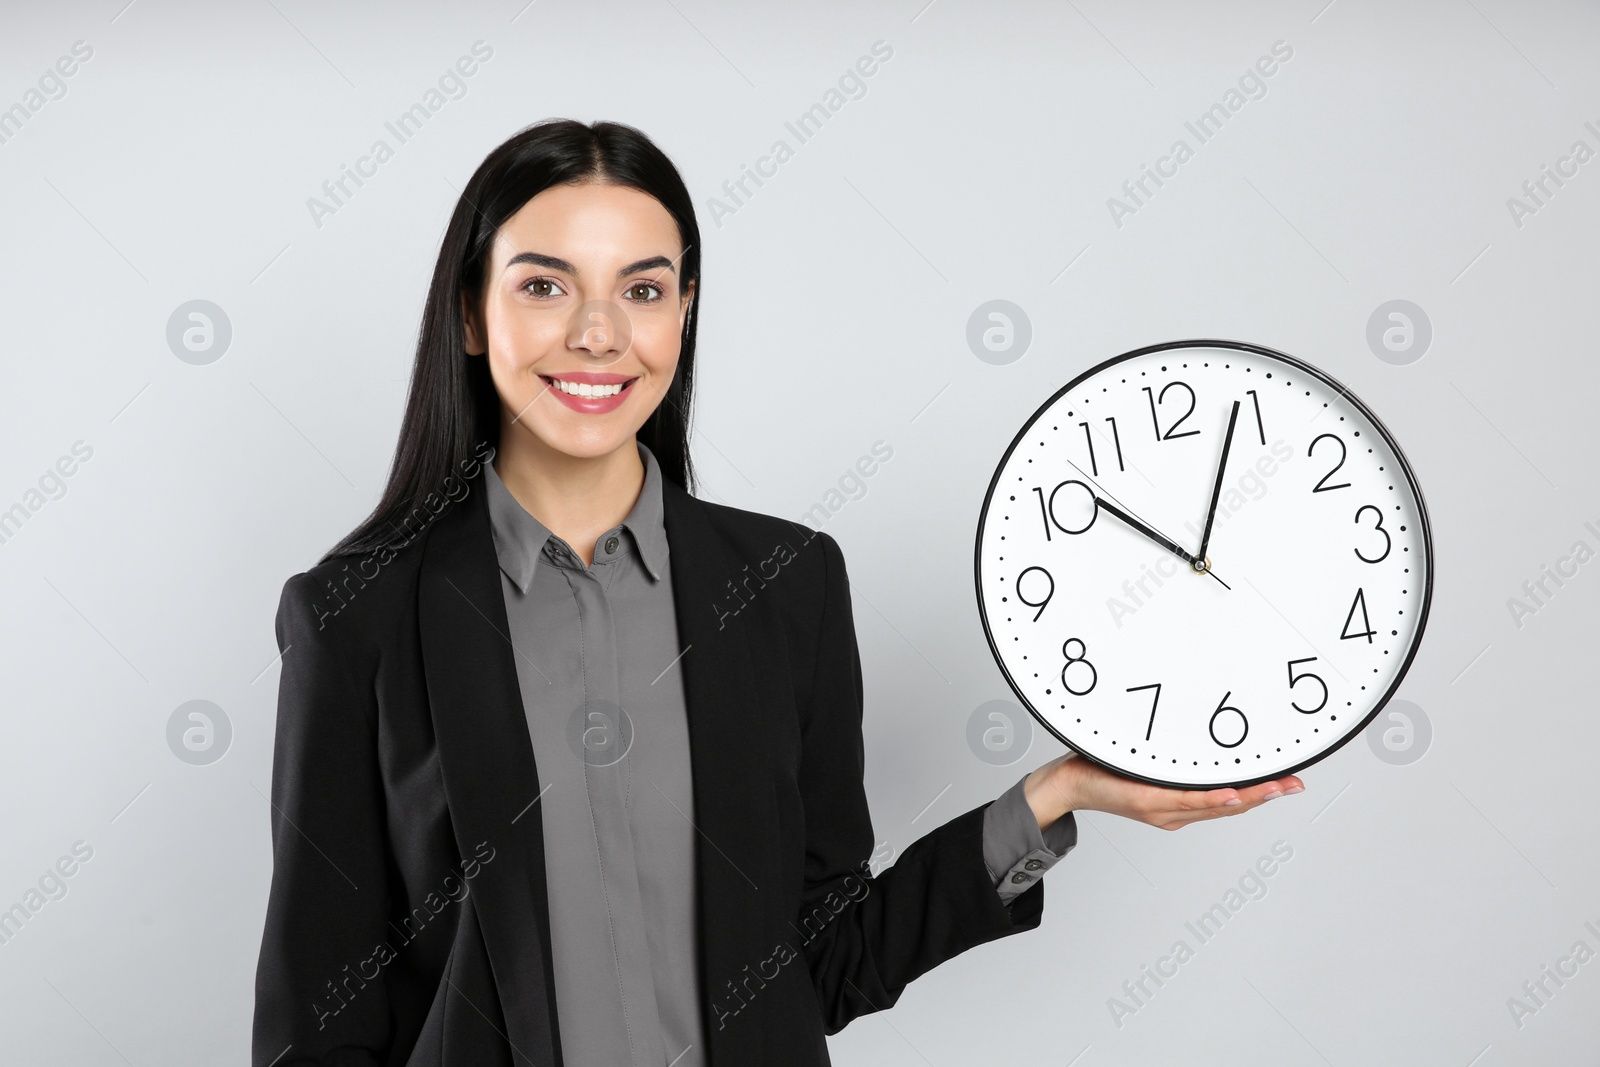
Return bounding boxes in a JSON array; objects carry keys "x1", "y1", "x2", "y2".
[{"x1": 550, "y1": 378, "x2": 625, "y2": 398}]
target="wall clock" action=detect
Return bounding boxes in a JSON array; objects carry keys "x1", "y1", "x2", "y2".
[{"x1": 974, "y1": 340, "x2": 1433, "y2": 788}]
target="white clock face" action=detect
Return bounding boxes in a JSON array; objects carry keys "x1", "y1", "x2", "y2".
[{"x1": 975, "y1": 341, "x2": 1433, "y2": 788}]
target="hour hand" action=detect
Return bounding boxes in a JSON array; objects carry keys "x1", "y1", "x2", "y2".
[{"x1": 1095, "y1": 497, "x2": 1199, "y2": 568}]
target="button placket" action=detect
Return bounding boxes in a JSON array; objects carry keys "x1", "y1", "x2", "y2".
[{"x1": 571, "y1": 556, "x2": 663, "y2": 1066}]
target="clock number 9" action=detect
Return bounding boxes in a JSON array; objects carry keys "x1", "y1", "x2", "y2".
[
  {"x1": 1209, "y1": 691, "x2": 1248, "y2": 748},
  {"x1": 1015, "y1": 566, "x2": 1054, "y2": 621},
  {"x1": 1286, "y1": 657, "x2": 1328, "y2": 714},
  {"x1": 1353, "y1": 504, "x2": 1391, "y2": 563},
  {"x1": 1031, "y1": 480, "x2": 1097, "y2": 540},
  {"x1": 1060, "y1": 638, "x2": 1097, "y2": 695}
]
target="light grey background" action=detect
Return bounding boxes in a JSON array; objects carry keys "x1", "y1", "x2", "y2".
[{"x1": 1, "y1": 1, "x2": 1595, "y2": 1063}]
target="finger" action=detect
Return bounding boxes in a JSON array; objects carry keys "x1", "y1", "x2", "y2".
[
  {"x1": 1233, "y1": 776, "x2": 1305, "y2": 805},
  {"x1": 1139, "y1": 777, "x2": 1305, "y2": 824},
  {"x1": 1202, "y1": 787, "x2": 1244, "y2": 809}
]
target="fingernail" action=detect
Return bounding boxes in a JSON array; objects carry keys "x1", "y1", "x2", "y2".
[
  {"x1": 1284, "y1": 785, "x2": 1304, "y2": 795},
  {"x1": 1223, "y1": 798, "x2": 1242, "y2": 806},
  {"x1": 1262, "y1": 790, "x2": 1283, "y2": 801}
]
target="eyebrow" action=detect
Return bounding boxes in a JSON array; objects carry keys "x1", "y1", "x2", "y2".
[{"x1": 504, "y1": 251, "x2": 676, "y2": 278}]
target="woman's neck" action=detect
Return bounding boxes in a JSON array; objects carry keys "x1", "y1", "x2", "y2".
[{"x1": 493, "y1": 431, "x2": 645, "y2": 568}]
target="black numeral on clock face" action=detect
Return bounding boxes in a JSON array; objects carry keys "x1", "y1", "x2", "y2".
[
  {"x1": 1309, "y1": 434, "x2": 1352, "y2": 493},
  {"x1": 1015, "y1": 566, "x2": 1053, "y2": 621},
  {"x1": 1061, "y1": 638, "x2": 1097, "y2": 695},
  {"x1": 1340, "y1": 587, "x2": 1375, "y2": 643},
  {"x1": 1031, "y1": 480, "x2": 1097, "y2": 539},
  {"x1": 1141, "y1": 382, "x2": 1201, "y2": 441},
  {"x1": 1127, "y1": 682, "x2": 1162, "y2": 740},
  {"x1": 1209, "y1": 692, "x2": 1248, "y2": 748},
  {"x1": 1104, "y1": 418, "x2": 1124, "y2": 470},
  {"x1": 1286, "y1": 657, "x2": 1328, "y2": 713},
  {"x1": 1245, "y1": 389, "x2": 1266, "y2": 446},
  {"x1": 1079, "y1": 419, "x2": 1125, "y2": 476},
  {"x1": 1353, "y1": 505, "x2": 1391, "y2": 563}
]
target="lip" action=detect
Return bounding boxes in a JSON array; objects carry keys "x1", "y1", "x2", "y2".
[{"x1": 539, "y1": 371, "x2": 639, "y2": 415}]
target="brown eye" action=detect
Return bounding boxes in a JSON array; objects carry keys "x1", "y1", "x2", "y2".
[
  {"x1": 628, "y1": 282, "x2": 663, "y2": 302},
  {"x1": 523, "y1": 277, "x2": 565, "y2": 299}
]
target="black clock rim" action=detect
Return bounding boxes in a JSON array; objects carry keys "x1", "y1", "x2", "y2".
[{"x1": 972, "y1": 338, "x2": 1436, "y2": 791}]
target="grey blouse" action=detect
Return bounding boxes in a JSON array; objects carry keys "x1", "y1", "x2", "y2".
[{"x1": 482, "y1": 441, "x2": 1076, "y2": 1067}]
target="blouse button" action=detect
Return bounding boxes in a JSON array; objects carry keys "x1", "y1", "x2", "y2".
[{"x1": 604, "y1": 536, "x2": 619, "y2": 555}]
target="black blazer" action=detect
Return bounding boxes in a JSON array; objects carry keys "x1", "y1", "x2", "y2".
[{"x1": 253, "y1": 464, "x2": 1050, "y2": 1066}]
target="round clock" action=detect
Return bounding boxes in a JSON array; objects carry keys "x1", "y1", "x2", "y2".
[{"x1": 974, "y1": 339, "x2": 1433, "y2": 788}]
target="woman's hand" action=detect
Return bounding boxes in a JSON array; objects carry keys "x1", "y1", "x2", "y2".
[{"x1": 1022, "y1": 751, "x2": 1303, "y2": 832}]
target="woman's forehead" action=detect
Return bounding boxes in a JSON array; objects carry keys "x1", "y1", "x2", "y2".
[{"x1": 494, "y1": 183, "x2": 681, "y2": 269}]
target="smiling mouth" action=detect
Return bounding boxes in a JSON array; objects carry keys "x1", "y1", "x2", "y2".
[{"x1": 539, "y1": 375, "x2": 638, "y2": 399}]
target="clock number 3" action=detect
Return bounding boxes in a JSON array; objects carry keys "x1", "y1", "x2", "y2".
[
  {"x1": 1353, "y1": 504, "x2": 1391, "y2": 563},
  {"x1": 1061, "y1": 638, "x2": 1097, "y2": 695}
]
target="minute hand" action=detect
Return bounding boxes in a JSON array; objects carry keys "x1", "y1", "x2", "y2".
[
  {"x1": 1197, "y1": 400, "x2": 1241, "y2": 563},
  {"x1": 1095, "y1": 497, "x2": 1200, "y2": 567}
]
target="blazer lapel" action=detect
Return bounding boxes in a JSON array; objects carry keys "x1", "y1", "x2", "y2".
[
  {"x1": 661, "y1": 477, "x2": 772, "y2": 1065},
  {"x1": 418, "y1": 475, "x2": 563, "y2": 1067}
]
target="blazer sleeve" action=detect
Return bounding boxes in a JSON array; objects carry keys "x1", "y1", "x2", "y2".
[
  {"x1": 796, "y1": 532, "x2": 1048, "y2": 1035},
  {"x1": 253, "y1": 572, "x2": 394, "y2": 1066}
]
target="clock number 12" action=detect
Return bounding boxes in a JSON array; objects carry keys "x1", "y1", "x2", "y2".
[{"x1": 1141, "y1": 382, "x2": 1201, "y2": 441}]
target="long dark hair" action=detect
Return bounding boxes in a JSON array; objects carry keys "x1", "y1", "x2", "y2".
[{"x1": 319, "y1": 118, "x2": 702, "y2": 564}]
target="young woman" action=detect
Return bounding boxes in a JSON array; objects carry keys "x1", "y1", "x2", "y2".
[{"x1": 252, "y1": 119, "x2": 1301, "y2": 1067}]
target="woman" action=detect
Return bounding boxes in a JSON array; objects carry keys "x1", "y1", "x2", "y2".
[{"x1": 252, "y1": 119, "x2": 1300, "y2": 1067}]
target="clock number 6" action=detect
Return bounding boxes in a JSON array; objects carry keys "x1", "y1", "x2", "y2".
[
  {"x1": 1209, "y1": 692, "x2": 1248, "y2": 748},
  {"x1": 1353, "y1": 504, "x2": 1391, "y2": 563},
  {"x1": 1286, "y1": 657, "x2": 1328, "y2": 714},
  {"x1": 1061, "y1": 638, "x2": 1097, "y2": 696}
]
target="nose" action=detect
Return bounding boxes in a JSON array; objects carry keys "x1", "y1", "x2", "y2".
[{"x1": 566, "y1": 299, "x2": 633, "y2": 364}]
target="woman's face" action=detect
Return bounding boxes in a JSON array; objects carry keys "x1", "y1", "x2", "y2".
[{"x1": 464, "y1": 181, "x2": 693, "y2": 463}]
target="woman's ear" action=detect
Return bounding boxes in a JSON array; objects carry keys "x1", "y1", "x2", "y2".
[{"x1": 461, "y1": 292, "x2": 485, "y2": 356}]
